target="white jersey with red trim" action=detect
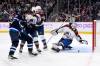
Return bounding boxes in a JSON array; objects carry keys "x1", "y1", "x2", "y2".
[
  {"x1": 25, "y1": 14, "x2": 37, "y2": 25},
  {"x1": 35, "y1": 13, "x2": 43, "y2": 26},
  {"x1": 57, "y1": 25, "x2": 76, "y2": 40}
]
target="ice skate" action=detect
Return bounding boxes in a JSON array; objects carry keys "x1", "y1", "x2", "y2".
[
  {"x1": 8, "y1": 55, "x2": 18, "y2": 59},
  {"x1": 29, "y1": 52, "x2": 38, "y2": 56},
  {"x1": 51, "y1": 47, "x2": 60, "y2": 52},
  {"x1": 37, "y1": 49, "x2": 42, "y2": 53}
]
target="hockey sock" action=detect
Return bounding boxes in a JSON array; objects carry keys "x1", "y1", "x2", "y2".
[
  {"x1": 9, "y1": 51, "x2": 14, "y2": 56},
  {"x1": 34, "y1": 41, "x2": 39, "y2": 49},
  {"x1": 42, "y1": 39, "x2": 47, "y2": 49},
  {"x1": 42, "y1": 39, "x2": 47, "y2": 45},
  {"x1": 9, "y1": 41, "x2": 19, "y2": 55}
]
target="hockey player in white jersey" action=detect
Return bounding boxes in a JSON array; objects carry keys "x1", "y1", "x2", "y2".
[
  {"x1": 19, "y1": 6, "x2": 47, "y2": 53},
  {"x1": 51, "y1": 23, "x2": 88, "y2": 52},
  {"x1": 33, "y1": 6, "x2": 47, "y2": 50}
]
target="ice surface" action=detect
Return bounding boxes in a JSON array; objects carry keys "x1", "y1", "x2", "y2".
[{"x1": 0, "y1": 33, "x2": 99, "y2": 66}]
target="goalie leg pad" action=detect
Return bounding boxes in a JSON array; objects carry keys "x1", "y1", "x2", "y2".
[{"x1": 58, "y1": 38, "x2": 72, "y2": 49}]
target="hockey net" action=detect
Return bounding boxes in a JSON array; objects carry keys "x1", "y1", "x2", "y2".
[
  {"x1": 94, "y1": 20, "x2": 100, "y2": 52},
  {"x1": 92, "y1": 20, "x2": 96, "y2": 52}
]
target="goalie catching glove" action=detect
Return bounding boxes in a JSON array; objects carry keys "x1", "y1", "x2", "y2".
[{"x1": 76, "y1": 35, "x2": 88, "y2": 45}]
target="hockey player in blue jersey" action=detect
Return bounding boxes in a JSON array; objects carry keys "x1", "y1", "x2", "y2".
[
  {"x1": 51, "y1": 23, "x2": 88, "y2": 52},
  {"x1": 8, "y1": 10, "x2": 37, "y2": 59},
  {"x1": 19, "y1": 9, "x2": 42, "y2": 53}
]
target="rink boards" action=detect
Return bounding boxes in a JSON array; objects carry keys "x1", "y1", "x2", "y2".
[
  {"x1": 0, "y1": 22, "x2": 93, "y2": 34},
  {"x1": 0, "y1": 22, "x2": 94, "y2": 52}
]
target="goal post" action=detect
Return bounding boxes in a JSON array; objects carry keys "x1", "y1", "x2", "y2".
[{"x1": 92, "y1": 20, "x2": 96, "y2": 52}]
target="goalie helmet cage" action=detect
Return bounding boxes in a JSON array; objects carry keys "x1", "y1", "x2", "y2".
[{"x1": 92, "y1": 20, "x2": 96, "y2": 52}]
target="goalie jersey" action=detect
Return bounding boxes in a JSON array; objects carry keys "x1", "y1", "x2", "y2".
[
  {"x1": 51, "y1": 23, "x2": 88, "y2": 45},
  {"x1": 52, "y1": 24, "x2": 78, "y2": 40},
  {"x1": 51, "y1": 23, "x2": 88, "y2": 52}
]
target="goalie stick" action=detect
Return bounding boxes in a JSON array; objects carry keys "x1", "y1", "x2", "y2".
[
  {"x1": 46, "y1": 18, "x2": 68, "y2": 44},
  {"x1": 47, "y1": 14, "x2": 77, "y2": 44}
]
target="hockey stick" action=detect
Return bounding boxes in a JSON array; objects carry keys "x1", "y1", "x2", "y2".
[{"x1": 46, "y1": 18, "x2": 68, "y2": 44}]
